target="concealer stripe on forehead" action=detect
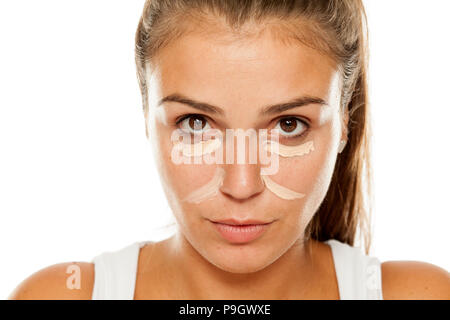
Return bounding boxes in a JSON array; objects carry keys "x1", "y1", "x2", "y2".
[
  {"x1": 260, "y1": 174, "x2": 305, "y2": 200},
  {"x1": 174, "y1": 138, "x2": 222, "y2": 157},
  {"x1": 182, "y1": 167, "x2": 225, "y2": 204},
  {"x1": 264, "y1": 140, "x2": 314, "y2": 157}
]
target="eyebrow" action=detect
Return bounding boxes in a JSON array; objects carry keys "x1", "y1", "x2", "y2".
[{"x1": 158, "y1": 93, "x2": 328, "y2": 116}]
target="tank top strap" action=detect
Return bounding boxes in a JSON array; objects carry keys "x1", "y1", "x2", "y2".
[
  {"x1": 324, "y1": 239, "x2": 383, "y2": 300},
  {"x1": 91, "y1": 241, "x2": 150, "y2": 300}
]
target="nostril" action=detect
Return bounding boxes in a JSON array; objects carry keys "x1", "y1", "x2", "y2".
[
  {"x1": 219, "y1": 180, "x2": 265, "y2": 202},
  {"x1": 219, "y1": 163, "x2": 266, "y2": 200}
]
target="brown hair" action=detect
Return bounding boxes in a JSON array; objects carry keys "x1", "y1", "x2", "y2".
[{"x1": 135, "y1": 0, "x2": 373, "y2": 255}]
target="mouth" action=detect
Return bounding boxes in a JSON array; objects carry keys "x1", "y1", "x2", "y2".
[
  {"x1": 208, "y1": 218, "x2": 274, "y2": 244},
  {"x1": 210, "y1": 218, "x2": 273, "y2": 225}
]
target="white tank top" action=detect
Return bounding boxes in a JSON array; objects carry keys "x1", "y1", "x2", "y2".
[{"x1": 90, "y1": 239, "x2": 383, "y2": 300}]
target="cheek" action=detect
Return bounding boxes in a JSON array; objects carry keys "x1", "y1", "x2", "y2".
[
  {"x1": 271, "y1": 134, "x2": 338, "y2": 221},
  {"x1": 302, "y1": 140, "x2": 336, "y2": 200},
  {"x1": 272, "y1": 137, "x2": 334, "y2": 188},
  {"x1": 303, "y1": 141, "x2": 339, "y2": 231},
  {"x1": 152, "y1": 123, "x2": 219, "y2": 207}
]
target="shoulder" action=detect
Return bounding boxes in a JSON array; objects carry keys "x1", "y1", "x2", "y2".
[
  {"x1": 8, "y1": 261, "x2": 95, "y2": 300},
  {"x1": 381, "y1": 260, "x2": 450, "y2": 300}
]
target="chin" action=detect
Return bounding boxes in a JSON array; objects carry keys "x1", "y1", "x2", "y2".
[
  {"x1": 209, "y1": 254, "x2": 273, "y2": 274},
  {"x1": 200, "y1": 241, "x2": 282, "y2": 274}
]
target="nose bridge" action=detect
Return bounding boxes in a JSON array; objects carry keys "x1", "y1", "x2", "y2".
[{"x1": 219, "y1": 129, "x2": 265, "y2": 200}]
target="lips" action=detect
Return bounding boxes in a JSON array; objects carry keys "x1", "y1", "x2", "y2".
[
  {"x1": 209, "y1": 218, "x2": 274, "y2": 243},
  {"x1": 211, "y1": 218, "x2": 272, "y2": 226}
]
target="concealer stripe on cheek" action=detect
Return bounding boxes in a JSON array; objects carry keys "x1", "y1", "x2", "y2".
[
  {"x1": 182, "y1": 167, "x2": 226, "y2": 204},
  {"x1": 260, "y1": 173, "x2": 305, "y2": 200},
  {"x1": 259, "y1": 140, "x2": 313, "y2": 200},
  {"x1": 264, "y1": 140, "x2": 315, "y2": 157}
]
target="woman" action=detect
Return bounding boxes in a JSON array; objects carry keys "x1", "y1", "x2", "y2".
[{"x1": 9, "y1": 0, "x2": 449, "y2": 300}]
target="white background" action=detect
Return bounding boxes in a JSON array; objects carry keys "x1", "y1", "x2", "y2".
[{"x1": 0, "y1": 0, "x2": 448, "y2": 299}]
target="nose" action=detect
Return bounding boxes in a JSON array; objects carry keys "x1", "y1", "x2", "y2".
[
  {"x1": 217, "y1": 128, "x2": 271, "y2": 201},
  {"x1": 219, "y1": 163, "x2": 265, "y2": 201}
]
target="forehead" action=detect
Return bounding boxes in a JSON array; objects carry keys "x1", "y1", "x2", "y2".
[{"x1": 150, "y1": 27, "x2": 340, "y2": 111}]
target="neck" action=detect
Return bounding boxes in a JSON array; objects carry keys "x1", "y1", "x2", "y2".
[{"x1": 164, "y1": 231, "x2": 322, "y2": 299}]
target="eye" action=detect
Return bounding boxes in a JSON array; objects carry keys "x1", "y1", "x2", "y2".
[
  {"x1": 274, "y1": 117, "x2": 308, "y2": 138},
  {"x1": 177, "y1": 114, "x2": 211, "y2": 135}
]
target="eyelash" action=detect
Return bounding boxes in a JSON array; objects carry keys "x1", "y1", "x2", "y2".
[{"x1": 175, "y1": 113, "x2": 310, "y2": 140}]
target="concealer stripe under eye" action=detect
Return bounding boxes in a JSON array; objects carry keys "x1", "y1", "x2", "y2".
[
  {"x1": 263, "y1": 140, "x2": 315, "y2": 157},
  {"x1": 174, "y1": 138, "x2": 222, "y2": 157}
]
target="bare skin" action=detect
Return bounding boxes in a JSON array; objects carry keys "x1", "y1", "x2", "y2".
[
  {"x1": 8, "y1": 240, "x2": 450, "y2": 300},
  {"x1": 9, "y1": 20, "x2": 450, "y2": 300}
]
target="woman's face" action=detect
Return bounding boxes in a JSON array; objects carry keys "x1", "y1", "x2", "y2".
[{"x1": 146, "y1": 25, "x2": 346, "y2": 273}]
